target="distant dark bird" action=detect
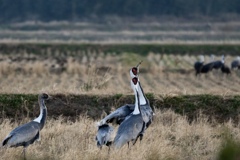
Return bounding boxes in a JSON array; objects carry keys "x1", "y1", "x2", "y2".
[
  {"x1": 96, "y1": 124, "x2": 114, "y2": 150},
  {"x1": 221, "y1": 64, "x2": 231, "y2": 75},
  {"x1": 194, "y1": 55, "x2": 204, "y2": 76},
  {"x1": 231, "y1": 56, "x2": 240, "y2": 70},
  {"x1": 212, "y1": 55, "x2": 225, "y2": 70},
  {"x1": 2, "y1": 93, "x2": 50, "y2": 160},
  {"x1": 196, "y1": 55, "x2": 225, "y2": 76},
  {"x1": 200, "y1": 62, "x2": 214, "y2": 74}
]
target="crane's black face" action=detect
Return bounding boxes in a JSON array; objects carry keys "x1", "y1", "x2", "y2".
[
  {"x1": 132, "y1": 77, "x2": 138, "y2": 85},
  {"x1": 131, "y1": 67, "x2": 138, "y2": 76},
  {"x1": 42, "y1": 93, "x2": 49, "y2": 100}
]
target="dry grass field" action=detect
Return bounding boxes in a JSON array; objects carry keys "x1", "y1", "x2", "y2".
[
  {"x1": 0, "y1": 50, "x2": 239, "y2": 95},
  {"x1": 1, "y1": 110, "x2": 240, "y2": 160},
  {"x1": 0, "y1": 43, "x2": 240, "y2": 159},
  {"x1": 0, "y1": 34, "x2": 240, "y2": 160},
  {"x1": 0, "y1": 18, "x2": 240, "y2": 160}
]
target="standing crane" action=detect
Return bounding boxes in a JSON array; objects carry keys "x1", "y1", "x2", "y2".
[
  {"x1": 1, "y1": 93, "x2": 50, "y2": 159},
  {"x1": 113, "y1": 77, "x2": 144, "y2": 149}
]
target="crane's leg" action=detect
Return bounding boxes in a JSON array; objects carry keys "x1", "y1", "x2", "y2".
[
  {"x1": 106, "y1": 141, "x2": 112, "y2": 154},
  {"x1": 108, "y1": 146, "x2": 111, "y2": 154},
  {"x1": 21, "y1": 147, "x2": 27, "y2": 160},
  {"x1": 139, "y1": 134, "x2": 143, "y2": 143},
  {"x1": 132, "y1": 136, "x2": 139, "y2": 145}
]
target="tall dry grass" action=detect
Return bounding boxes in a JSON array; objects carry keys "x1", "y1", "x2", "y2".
[
  {"x1": 0, "y1": 110, "x2": 239, "y2": 160},
  {"x1": 0, "y1": 52, "x2": 240, "y2": 95}
]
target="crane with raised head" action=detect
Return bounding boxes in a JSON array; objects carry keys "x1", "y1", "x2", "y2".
[
  {"x1": 129, "y1": 62, "x2": 154, "y2": 142},
  {"x1": 113, "y1": 77, "x2": 144, "y2": 149},
  {"x1": 97, "y1": 62, "x2": 153, "y2": 145}
]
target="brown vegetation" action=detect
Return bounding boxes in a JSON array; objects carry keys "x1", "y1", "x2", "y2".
[
  {"x1": 0, "y1": 45, "x2": 240, "y2": 159},
  {"x1": 0, "y1": 110, "x2": 240, "y2": 160},
  {"x1": 0, "y1": 51, "x2": 239, "y2": 95}
]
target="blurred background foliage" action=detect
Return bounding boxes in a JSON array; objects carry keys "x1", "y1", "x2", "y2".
[{"x1": 0, "y1": 0, "x2": 240, "y2": 23}]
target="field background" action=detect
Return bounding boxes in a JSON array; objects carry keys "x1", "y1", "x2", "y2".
[
  {"x1": 1, "y1": 21, "x2": 240, "y2": 44},
  {"x1": 0, "y1": 21, "x2": 240, "y2": 160},
  {"x1": 0, "y1": 43, "x2": 240, "y2": 95}
]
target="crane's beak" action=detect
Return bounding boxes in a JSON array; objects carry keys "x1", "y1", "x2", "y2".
[{"x1": 136, "y1": 60, "x2": 143, "y2": 68}]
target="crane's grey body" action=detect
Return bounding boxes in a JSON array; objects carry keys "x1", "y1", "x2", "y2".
[
  {"x1": 113, "y1": 113, "x2": 144, "y2": 149},
  {"x1": 2, "y1": 121, "x2": 41, "y2": 148},
  {"x1": 96, "y1": 124, "x2": 114, "y2": 149},
  {"x1": 2, "y1": 93, "x2": 49, "y2": 159}
]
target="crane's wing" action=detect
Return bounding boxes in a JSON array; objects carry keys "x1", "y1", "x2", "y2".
[{"x1": 98, "y1": 104, "x2": 135, "y2": 126}]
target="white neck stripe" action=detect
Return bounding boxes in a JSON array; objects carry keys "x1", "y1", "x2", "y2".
[
  {"x1": 137, "y1": 82, "x2": 147, "y2": 105},
  {"x1": 132, "y1": 87, "x2": 140, "y2": 115},
  {"x1": 33, "y1": 98, "x2": 46, "y2": 123}
]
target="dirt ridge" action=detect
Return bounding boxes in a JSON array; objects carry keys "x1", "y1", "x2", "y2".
[{"x1": 0, "y1": 94, "x2": 239, "y2": 124}]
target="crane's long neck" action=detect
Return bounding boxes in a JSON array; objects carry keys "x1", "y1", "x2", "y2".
[
  {"x1": 137, "y1": 81, "x2": 147, "y2": 105},
  {"x1": 132, "y1": 88, "x2": 141, "y2": 115},
  {"x1": 33, "y1": 97, "x2": 47, "y2": 130}
]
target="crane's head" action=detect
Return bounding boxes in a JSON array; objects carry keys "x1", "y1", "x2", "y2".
[
  {"x1": 131, "y1": 77, "x2": 139, "y2": 91},
  {"x1": 132, "y1": 77, "x2": 138, "y2": 85},
  {"x1": 129, "y1": 61, "x2": 142, "y2": 78},
  {"x1": 130, "y1": 67, "x2": 138, "y2": 78},
  {"x1": 40, "y1": 93, "x2": 50, "y2": 100}
]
